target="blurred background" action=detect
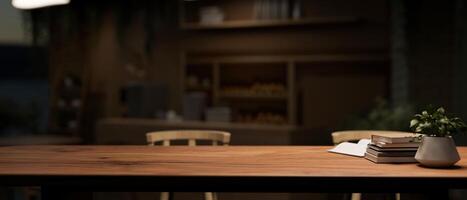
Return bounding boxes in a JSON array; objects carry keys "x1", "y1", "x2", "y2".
[{"x1": 1, "y1": 0, "x2": 467, "y2": 199}]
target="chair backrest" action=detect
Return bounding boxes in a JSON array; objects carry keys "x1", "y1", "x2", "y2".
[
  {"x1": 331, "y1": 130, "x2": 412, "y2": 145},
  {"x1": 146, "y1": 130, "x2": 231, "y2": 146}
]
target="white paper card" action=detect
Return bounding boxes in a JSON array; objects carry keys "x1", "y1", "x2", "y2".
[{"x1": 328, "y1": 139, "x2": 371, "y2": 157}]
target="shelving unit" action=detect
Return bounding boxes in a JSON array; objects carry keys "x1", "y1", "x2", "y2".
[
  {"x1": 218, "y1": 92, "x2": 288, "y2": 100},
  {"x1": 187, "y1": 54, "x2": 388, "y2": 64},
  {"x1": 180, "y1": 17, "x2": 361, "y2": 30},
  {"x1": 182, "y1": 54, "x2": 291, "y2": 125},
  {"x1": 179, "y1": 0, "x2": 365, "y2": 31},
  {"x1": 178, "y1": 0, "x2": 390, "y2": 127},
  {"x1": 181, "y1": 53, "x2": 389, "y2": 125}
]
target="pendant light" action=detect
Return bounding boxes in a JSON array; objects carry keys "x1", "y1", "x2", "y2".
[{"x1": 12, "y1": 0, "x2": 70, "y2": 9}]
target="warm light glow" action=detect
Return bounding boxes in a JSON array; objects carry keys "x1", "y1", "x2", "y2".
[{"x1": 12, "y1": 0, "x2": 70, "y2": 9}]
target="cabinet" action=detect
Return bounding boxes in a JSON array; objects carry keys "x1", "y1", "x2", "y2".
[
  {"x1": 182, "y1": 54, "x2": 388, "y2": 125},
  {"x1": 178, "y1": 0, "x2": 390, "y2": 127}
]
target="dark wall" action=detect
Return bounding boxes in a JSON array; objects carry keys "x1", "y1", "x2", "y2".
[
  {"x1": 407, "y1": 0, "x2": 456, "y2": 110},
  {"x1": 0, "y1": 45, "x2": 49, "y2": 135},
  {"x1": 0, "y1": 45, "x2": 47, "y2": 79},
  {"x1": 404, "y1": 0, "x2": 467, "y2": 145}
]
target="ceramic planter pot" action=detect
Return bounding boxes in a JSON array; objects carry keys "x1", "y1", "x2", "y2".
[{"x1": 415, "y1": 136, "x2": 460, "y2": 168}]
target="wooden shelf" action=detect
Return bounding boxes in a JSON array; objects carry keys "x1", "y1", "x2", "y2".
[
  {"x1": 183, "y1": 53, "x2": 387, "y2": 126},
  {"x1": 219, "y1": 92, "x2": 288, "y2": 100},
  {"x1": 181, "y1": 17, "x2": 362, "y2": 30},
  {"x1": 187, "y1": 54, "x2": 388, "y2": 65},
  {"x1": 185, "y1": 86, "x2": 211, "y2": 92}
]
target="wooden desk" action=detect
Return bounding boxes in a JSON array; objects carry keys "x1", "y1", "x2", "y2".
[{"x1": 0, "y1": 146, "x2": 467, "y2": 193}]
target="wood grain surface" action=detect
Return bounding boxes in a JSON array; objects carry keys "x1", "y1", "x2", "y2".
[
  {"x1": 1, "y1": 145, "x2": 467, "y2": 191},
  {"x1": 1, "y1": 145, "x2": 467, "y2": 177}
]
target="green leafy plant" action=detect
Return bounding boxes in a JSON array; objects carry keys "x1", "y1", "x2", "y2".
[{"x1": 410, "y1": 107, "x2": 467, "y2": 137}]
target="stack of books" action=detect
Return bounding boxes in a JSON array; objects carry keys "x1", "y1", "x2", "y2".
[{"x1": 365, "y1": 133, "x2": 421, "y2": 163}]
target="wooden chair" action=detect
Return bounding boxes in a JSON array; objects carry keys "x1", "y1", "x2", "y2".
[
  {"x1": 146, "y1": 130, "x2": 231, "y2": 200},
  {"x1": 331, "y1": 130, "x2": 402, "y2": 200}
]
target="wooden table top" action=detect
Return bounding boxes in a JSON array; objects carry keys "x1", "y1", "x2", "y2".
[{"x1": 1, "y1": 145, "x2": 467, "y2": 191}]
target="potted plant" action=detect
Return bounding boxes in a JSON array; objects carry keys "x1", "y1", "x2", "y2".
[{"x1": 410, "y1": 107, "x2": 467, "y2": 167}]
